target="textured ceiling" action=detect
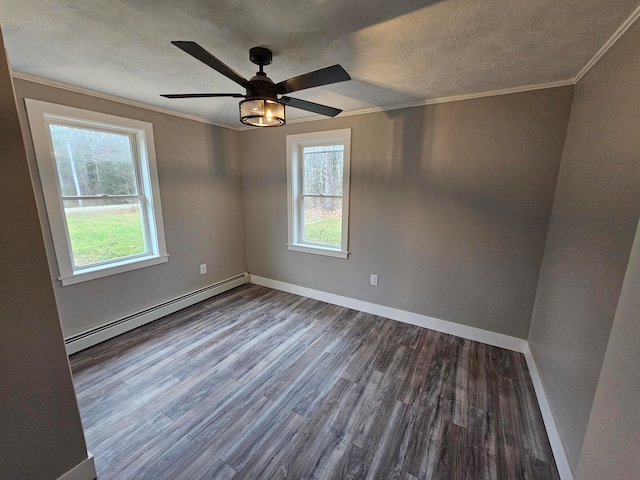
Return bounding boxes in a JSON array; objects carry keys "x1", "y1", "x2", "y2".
[{"x1": 1, "y1": 0, "x2": 639, "y2": 129}]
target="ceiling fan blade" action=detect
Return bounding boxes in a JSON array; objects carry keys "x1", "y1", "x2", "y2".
[
  {"x1": 161, "y1": 93, "x2": 245, "y2": 99},
  {"x1": 274, "y1": 65, "x2": 351, "y2": 95},
  {"x1": 171, "y1": 41, "x2": 252, "y2": 89},
  {"x1": 280, "y1": 96, "x2": 343, "y2": 117}
]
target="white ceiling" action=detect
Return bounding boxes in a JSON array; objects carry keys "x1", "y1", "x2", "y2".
[{"x1": 1, "y1": 0, "x2": 639, "y2": 129}]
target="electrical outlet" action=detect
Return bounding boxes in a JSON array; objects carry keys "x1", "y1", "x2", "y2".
[
  {"x1": 200, "y1": 264, "x2": 207, "y2": 275},
  {"x1": 370, "y1": 274, "x2": 378, "y2": 286}
]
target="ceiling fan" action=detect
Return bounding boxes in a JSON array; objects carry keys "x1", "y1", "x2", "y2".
[{"x1": 161, "y1": 42, "x2": 351, "y2": 127}]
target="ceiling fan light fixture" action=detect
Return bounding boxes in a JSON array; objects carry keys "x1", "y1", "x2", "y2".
[
  {"x1": 165, "y1": 43, "x2": 350, "y2": 125},
  {"x1": 239, "y1": 98, "x2": 285, "y2": 127}
]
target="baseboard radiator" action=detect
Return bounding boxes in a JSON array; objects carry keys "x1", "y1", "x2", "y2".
[{"x1": 64, "y1": 272, "x2": 249, "y2": 355}]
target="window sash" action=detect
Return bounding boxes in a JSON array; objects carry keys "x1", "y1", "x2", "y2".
[
  {"x1": 48, "y1": 121, "x2": 142, "y2": 196},
  {"x1": 299, "y1": 194, "x2": 342, "y2": 198},
  {"x1": 61, "y1": 196, "x2": 152, "y2": 270},
  {"x1": 61, "y1": 194, "x2": 142, "y2": 200},
  {"x1": 286, "y1": 129, "x2": 351, "y2": 259},
  {"x1": 48, "y1": 123, "x2": 154, "y2": 268},
  {"x1": 300, "y1": 145, "x2": 344, "y2": 197},
  {"x1": 297, "y1": 143, "x2": 345, "y2": 248},
  {"x1": 299, "y1": 196, "x2": 343, "y2": 248}
]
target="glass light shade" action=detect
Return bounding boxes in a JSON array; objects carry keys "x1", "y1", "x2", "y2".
[{"x1": 239, "y1": 99, "x2": 285, "y2": 127}]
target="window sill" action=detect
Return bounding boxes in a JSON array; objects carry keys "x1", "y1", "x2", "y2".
[
  {"x1": 287, "y1": 244, "x2": 349, "y2": 259},
  {"x1": 59, "y1": 254, "x2": 169, "y2": 286}
]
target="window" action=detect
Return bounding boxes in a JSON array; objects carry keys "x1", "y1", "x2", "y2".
[
  {"x1": 286, "y1": 129, "x2": 351, "y2": 258},
  {"x1": 25, "y1": 99, "x2": 168, "y2": 286}
]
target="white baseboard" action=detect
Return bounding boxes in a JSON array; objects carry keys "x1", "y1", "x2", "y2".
[
  {"x1": 57, "y1": 452, "x2": 96, "y2": 480},
  {"x1": 65, "y1": 272, "x2": 249, "y2": 355},
  {"x1": 249, "y1": 275, "x2": 526, "y2": 353},
  {"x1": 524, "y1": 344, "x2": 574, "y2": 480}
]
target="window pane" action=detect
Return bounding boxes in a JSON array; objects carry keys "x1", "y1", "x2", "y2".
[
  {"x1": 302, "y1": 196, "x2": 342, "y2": 246},
  {"x1": 302, "y1": 145, "x2": 344, "y2": 196},
  {"x1": 63, "y1": 198, "x2": 146, "y2": 267},
  {"x1": 49, "y1": 124, "x2": 138, "y2": 196}
]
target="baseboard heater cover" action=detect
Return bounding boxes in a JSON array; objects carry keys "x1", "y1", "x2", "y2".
[{"x1": 65, "y1": 272, "x2": 249, "y2": 355}]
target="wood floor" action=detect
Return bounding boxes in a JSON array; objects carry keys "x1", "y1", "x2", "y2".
[{"x1": 70, "y1": 284, "x2": 559, "y2": 480}]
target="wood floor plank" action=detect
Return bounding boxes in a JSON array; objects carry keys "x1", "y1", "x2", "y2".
[
  {"x1": 432, "y1": 421, "x2": 468, "y2": 480},
  {"x1": 276, "y1": 375, "x2": 367, "y2": 479},
  {"x1": 365, "y1": 399, "x2": 416, "y2": 480},
  {"x1": 403, "y1": 402, "x2": 447, "y2": 479},
  {"x1": 70, "y1": 284, "x2": 560, "y2": 480},
  {"x1": 397, "y1": 329, "x2": 437, "y2": 406},
  {"x1": 293, "y1": 369, "x2": 383, "y2": 480},
  {"x1": 231, "y1": 411, "x2": 306, "y2": 480}
]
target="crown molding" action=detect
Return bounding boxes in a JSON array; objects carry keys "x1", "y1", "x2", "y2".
[
  {"x1": 337, "y1": 79, "x2": 576, "y2": 118},
  {"x1": 573, "y1": 3, "x2": 640, "y2": 83}
]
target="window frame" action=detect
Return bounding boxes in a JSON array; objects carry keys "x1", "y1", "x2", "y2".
[
  {"x1": 286, "y1": 128, "x2": 351, "y2": 259},
  {"x1": 25, "y1": 99, "x2": 168, "y2": 286}
]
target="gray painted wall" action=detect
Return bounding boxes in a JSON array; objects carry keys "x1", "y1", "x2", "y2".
[
  {"x1": 575, "y1": 220, "x2": 640, "y2": 480},
  {"x1": 14, "y1": 79, "x2": 248, "y2": 337},
  {"x1": 242, "y1": 88, "x2": 573, "y2": 338},
  {"x1": 528, "y1": 19, "x2": 640, "y2": 471},
  {"x1": 0, "y1": 30, "x2": 89, "y2": 479}
]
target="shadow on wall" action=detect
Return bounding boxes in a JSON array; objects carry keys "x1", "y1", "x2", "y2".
[
  {"x1": 207, "y1": 124, "x2": 238, "y2": 179},
  {"x1": 389, "y1": 106, "x2": 434, "y2": 186},
  {"x1": 156, "y1": 121, "x2": 242, "y2": 184},
  {"x1": 346, "y1": 92, "x2": 568, "y2": 333},
  {"x1": 352, "y1": 96, "x2": 560, "y2": 222}
]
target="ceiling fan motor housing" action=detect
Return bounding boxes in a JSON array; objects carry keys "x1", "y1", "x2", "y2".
[
  {"x1": 249, "y1": 47, "x2": 273, "y2": 66},
  {"x1": 246, "y1": 72, "x2": 278, "y2": 100}
]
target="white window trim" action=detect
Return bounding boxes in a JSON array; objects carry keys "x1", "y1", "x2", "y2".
[
  {"x1": 286, "y1": 128, "x2": 351, "y2": 259},
  {"x1": 25, "y1": 99, "x2": 168, "y2": 286}
]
